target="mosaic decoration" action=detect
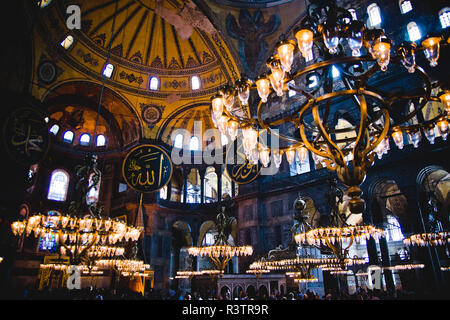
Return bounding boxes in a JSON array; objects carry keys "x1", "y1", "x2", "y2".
[
  {"x1": 226, "y1": 9, "x2": 280, "y2": 78},
  {"x1": 141, "y1": 104, "x2": 164, "y2": 128},
  {"x1": 119, "y1": 71, "x2": 144, "y2": 85},
  {"x1": 37, "y1": 61, "x2": 58, "y2": 84}
]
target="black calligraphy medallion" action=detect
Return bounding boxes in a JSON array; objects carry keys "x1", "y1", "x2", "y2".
[
  {"x1": 3, "y1": 107, "x2": 50, "y2": 166},
  {"x1": 225, "y1": 139, "x2": 260, "y2": 184},
  {"x1": 122, "y1": 144, "x2": 173, "y2": 193}
]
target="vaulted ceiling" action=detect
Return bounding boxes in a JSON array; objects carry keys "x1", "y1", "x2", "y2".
[{"x1": 29, "y1": 0, "x2": 308, "y2": 149}]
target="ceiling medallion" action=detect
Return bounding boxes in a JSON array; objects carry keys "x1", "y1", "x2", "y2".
[{"x1": 141, "y1": 104, "x2": 164, "y2": 128}]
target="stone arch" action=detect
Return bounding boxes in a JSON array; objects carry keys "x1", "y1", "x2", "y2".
[
  {"x1": 417, "y1": 165, "x2": 450, "y2": 229},
  {"x1": 233, "y1": 285, "x2": 243, "y2": 299},
  {"x1": 220, "y1": 285, "x2": 231, "y2": 299},
  {"x1": 367, "y1": 178, "x2": 409, "y2": 230},
  {"x1": 246, "y1": 285, "x2": 256, "y2": 298}
]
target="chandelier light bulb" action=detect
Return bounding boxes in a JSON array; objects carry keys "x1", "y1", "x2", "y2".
[
  {"x1": 421, "y1": 36, "x2": 441, "y2": 67},
  {"x1": 296, "y1": 146, "x2": 308, "y2": 163},
  {"x1": 398, "y1": 43, "x2": 417, "y2": 73},
  {"x1": 220, "y1": 86, "x2": 236, "y2": 112},
  {"x1": 407, "y1": 130, "x2": 421, "y2": 148},
  {"x1": 236, "y1": 79, "x2": 252, "y2": 106},
  {"x1": 217, "y1": 114, "x2": 229, "y2": 135},
  {"x1": 277, "y1": 40, "x2": 296, "y2": 73},
  {"x1": 323, "y1": 26, "x2": 340, "y2": 54},
  {"x1": 227, "y1": 119, "x2": 239, "y2": 141},
  {"x1": 285, "y1": 148, "x2": 296, "y2": 164},
  {"x1": 294, "y1": 28, "x2": 314, "y2": 59},
  {"x1": 272, "y1": 149, "x2": 282, "y2": 168},
  {"x1": 211, "y1": 94, "x2": 224, "y2": 115},
  {"x1": 440, "y1": 91, "x2": 450, "y2": 113},
  {"x1": 392, "y1": 129, "x2": 404, "y2": 149},
  {"x1": 424, "y1": 126, "x2": 436, "y2": 144},
  {"x1": 436, "y1": 118, "x2": 449, "y2": 140},
  {"x1": 255, "y1": 75, "x2": 271, "y2": 102},
  {"x1": 372, "y1": 38, "x2": 391, "y2": 71},
  {"x1": 268, "y1": 71, "x2": 284, "y2": 97},
  {"x1": 259, "y1": 148, "x2": 270, "y2": 167}
]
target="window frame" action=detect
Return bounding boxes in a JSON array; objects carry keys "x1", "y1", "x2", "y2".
[{"x1": 47, "y1": 169, "x2": 70, "y2": 202}]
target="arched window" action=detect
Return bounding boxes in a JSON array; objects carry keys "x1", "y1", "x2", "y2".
[
  {"x1": 159, "y1": 185, "x2": 168, "y2": 200},
  {"x1": 187, "y1": 169, "x2": 201, "y2": 203},
  {"x1": 399, "y1": 0, "x2": 413, "y2": 14},
  {"x1": 439, "y1": 7, "x2": 450, "y2": 29},
  {"x1": 149, "y1": 76, "x2": 159, "y2": 90},
  {"x1": 103, "y1": 63, "x2": 114, "y2": 78},
  {"x1": 96, "y1": 134, "x2": 106, "y2": 147},
  {"x1": 174, "y1": 134, "x2": 183, "y2": 148},
  {"x1": 63, "y1": 130, "x2": 74, "y2": 143},
  {"x1": 407, "y1": 22, "x2": 422, "y2": 42},
  {"x1": 386, "y1": 215, "x2": 404, "y2": 241},
  {"x1": 191, "y1": 76, "x2": 201, "y2": 90},
  {"x1": 60, "y1": 35, "x2": 74, "y2": 49},
  {"x1": 79, "y1": 133, "x2": 91, "y2": 146},
  {"x1": 222, "y1": 169, "x2": 232, "y2": 198},
  {"x1": 367, "y1": 3, "x2": 382, "y2": 27},
  {"x1": 47, "y1": 170, "x2": 69, "y2": 201},
  {"x1": 86, "y1": 173, "x2": 100, "y2": 205},
  {"x1": 189, "y1": 136, "x2": 200, "y2": 151},
  {"x1": 202, "y1": 231, "x2": 215, "y2": 246},
  {"x1": 49, "y1": 124, "x2": 59, "y2": 135},
  {"x1": 204, "y1": 167, "x2": 218, "y2": 203}
]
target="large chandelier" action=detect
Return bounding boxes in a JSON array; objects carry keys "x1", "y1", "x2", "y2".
[
  {"x1": 210, "y1": 0, "x2": 449, "y2": 214},
  {"x1": 295, "y1": 179, "x2": 382, "y2": 269},
  {"x1": 11, "y1": 154, "x2": 143, "y2": 266},
  {"x1": 188, "y1": 199, "x2": 252, "y2": 272}
]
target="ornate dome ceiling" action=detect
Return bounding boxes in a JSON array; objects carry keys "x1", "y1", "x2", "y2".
[{"x1": 30, "y1": 0, "x2": 241, "y2": 144}]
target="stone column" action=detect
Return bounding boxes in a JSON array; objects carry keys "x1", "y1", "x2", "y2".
[
  {"x1": 199, "y1": 168, "x2": 205, "y2": 204},
  {"x1": 216, "y1": 167, "x2": 222, "y2": 202}
]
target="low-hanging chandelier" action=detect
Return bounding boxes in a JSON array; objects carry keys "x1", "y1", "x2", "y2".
[
  {"x1": 11, "y1": 154, "x2": 143, "y2": 266},
  {"x1": 187, "y1": 198, "x2": 252, "y2": 272},
  {"x1": 210, "y1": 0, "x2": 449, "y2": 215},
  {"x1": 295, "y1": 179, "x2": 382, "y2": 269}
]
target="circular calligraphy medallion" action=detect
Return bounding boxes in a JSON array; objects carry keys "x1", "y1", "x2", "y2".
[
  {"x1": 225, "y1": 139, "x2": 261, "y2": 184},
  {"x1": 142, "y1": 105, "x2": 162, "y2": 127},
  {"x1": 37, "y1": 61, "x2": 57, "y2": 84},
  {"x1": 3, "y1": 107, "x2": 50, "y2": 166},
  {"x1": 122, "y1": 144, "x2": 173, "y2": 193}
]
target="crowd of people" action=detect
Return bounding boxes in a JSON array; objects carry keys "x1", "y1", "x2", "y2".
[{"x1": 0, "y1": 286, "x2": 432, "y2": 300}]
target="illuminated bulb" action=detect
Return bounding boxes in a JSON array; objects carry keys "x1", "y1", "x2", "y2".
[
  {"x1": 296, "y1": 146, "x2": 308, "y2": 163},
  {"x1": 407, "y1": 130, "x2": 421, "y2": 148},
  {"x1": 322, "y1": 24, "x2": 340, "y2": 54},
  {"x1": 211, "y1": 94, "x2": 224, "y2": 115},
  {"x1": 236, "y1": 79, "x2": 252, "y2": 106},
  {"x1": 436, "y1": 118, "x2": 449, "y2": 140},
  {"x1": 255, "y1": 75, "x2": 271, "y2": 102},
  {"x1": 285, "y1": 148, "x2": 296, "y2": 164},
  {"x1": 272, "y1": 149, "x2": 282, "y2": 168},
  {"x1": 392, "y1": 129, "x2": 404, "y2": 149},
  {"x1": 277, "y1": 40, "x2": 296, "y2": 73},
  {"x1": 220, "y1": 86, "x2": 235, "y2": 112},
  {"x1": 295, "y1": 28, "x2": 314, "y2": 59},
  {"x1": 217, "y1": 114, "x2": 229, "y2": 135},
  {"x1": 372, "y1": 39, "x2": 391, "y2": 71},
  {"x1": 227, "y1": 119, "x2": 239, "y2": 141},
  {"x1": 424, "y1": 126, "x2": 436, "y2": 144},
  {"x1": 259, "y1": 148, "x2": 270, "y2": 167},
  {"x1": 421, "y1": 36, "x2": 441, "y2": 67},
  {"x1": 268, "y1": 71, "x2": 284, "y2": 97},
  {"x1": 398, "y1": 43, "x2": 417, "y2": 73},
  {"x1": 267, "y1": 56, "x2": 285, "y2": 84},
  {"x1": 440, "y1": 91, "x2": 450, "y2": 113}
]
